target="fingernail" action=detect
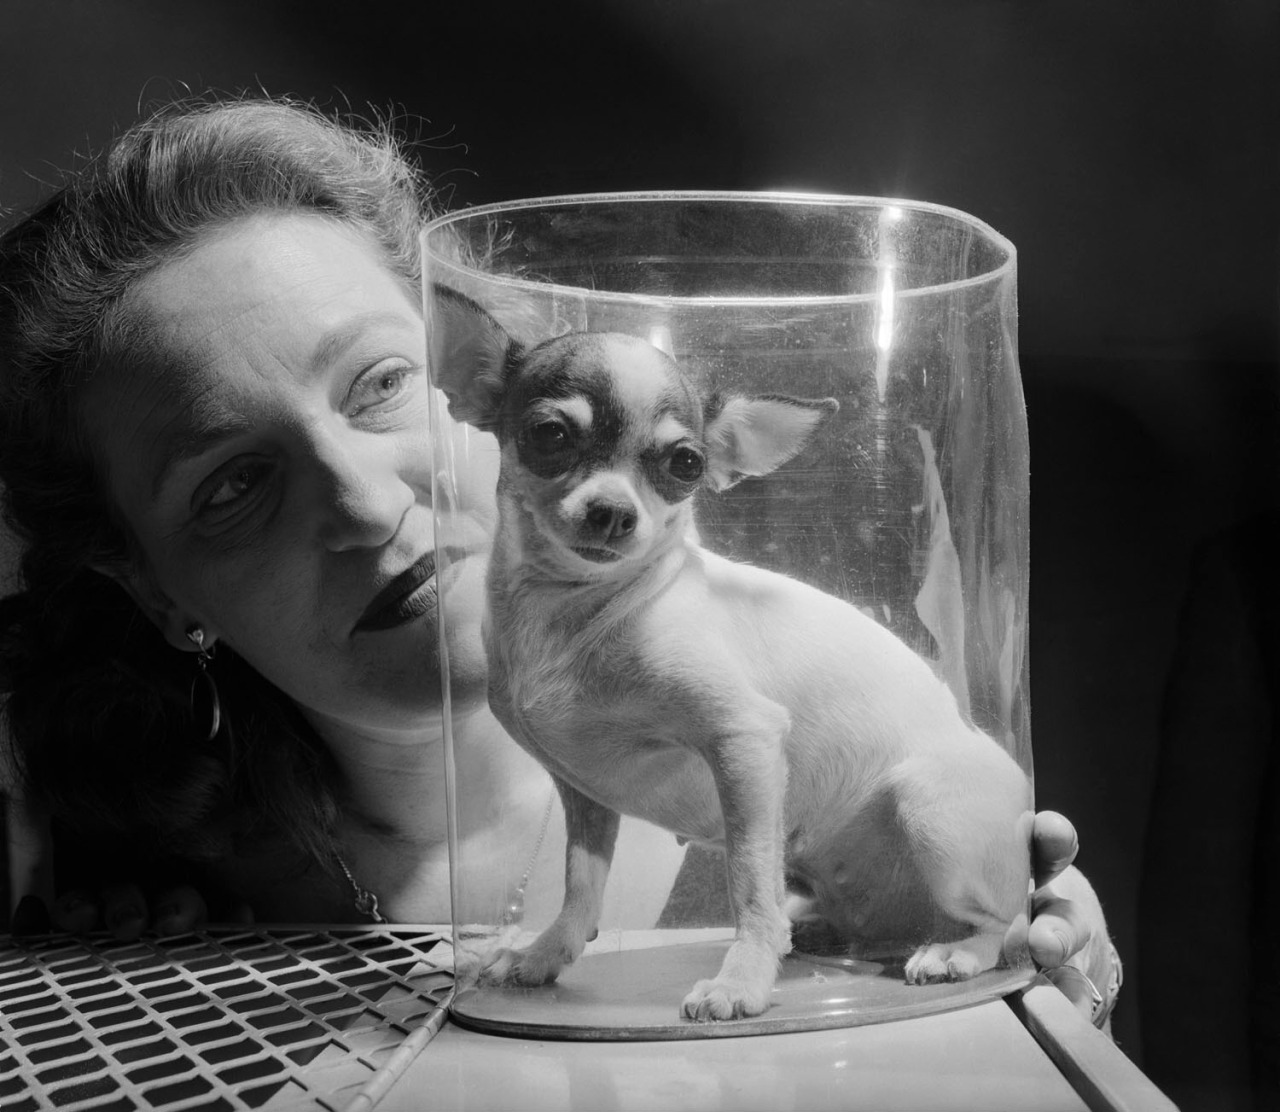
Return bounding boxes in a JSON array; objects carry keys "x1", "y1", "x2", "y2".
[
  {"x1": 1050, "y1": 929, "x2": 1070, "y2": 965},
  {"x1": 107, "y1": 907, "x2": 146, "y2": 935},
  {"x1": 153, "y1": 905, "x2": 184, "y2": 934}
]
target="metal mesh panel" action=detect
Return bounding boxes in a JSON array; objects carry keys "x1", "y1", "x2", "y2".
[{"x1": 0, "y1": 926, "x2": 452, "y2": 1111}]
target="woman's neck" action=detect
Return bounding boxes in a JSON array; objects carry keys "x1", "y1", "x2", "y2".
[
  {"x1": 295, "y1": 701, "x2": 560, "y2": 926},
  {"x1": 301, "y1": 703, "x2": 535, "y2": 847}
]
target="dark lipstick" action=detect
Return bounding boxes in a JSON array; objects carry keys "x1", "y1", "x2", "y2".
[{"x1": 354, "y1": 552, "x2": 439, "y2": 633}]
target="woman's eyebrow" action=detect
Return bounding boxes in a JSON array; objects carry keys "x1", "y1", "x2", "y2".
[
  {"x1": 146, "y1": 310, "x2": 420, "y2": 503},
  {"x1": 150, "y1": 414, "x2": 255, "y2": 502},
  {"x1": 309, "y1": 310, "x2": 418, "y2": 371}
]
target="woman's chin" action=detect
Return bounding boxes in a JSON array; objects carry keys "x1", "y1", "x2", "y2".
[{"x1": 348, "y1": 661, "x2": 490, "y2": 732}]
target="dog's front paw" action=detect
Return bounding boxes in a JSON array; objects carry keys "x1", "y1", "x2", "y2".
[
  {"x1": 680, "y1": 933, "x2": 782, "y2": 1020},
  {"x1": 479, "y1": 929, "x2": 579, "y2": 987},
  {"x1": 904, "y1": 940, "x2": 989, "y2": 985},
  {"x1": 680, "y1": 974, "x2": 773, "y2": 1021}
]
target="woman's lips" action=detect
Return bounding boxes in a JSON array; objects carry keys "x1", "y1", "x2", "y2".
[{"x1": 354, "y1": 553, "x2": 439, "y2": 634}]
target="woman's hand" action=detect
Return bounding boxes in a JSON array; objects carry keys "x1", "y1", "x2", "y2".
[
  {"x1": 12, "y1": 884, "x2": 251, "y2": 939},
  {"x1": 1027, "y1": 810, "x2": 1087, "y2": 966},
  {"x1": 1020, "y1": 810, "x2": 1122, "y2": 1031}
]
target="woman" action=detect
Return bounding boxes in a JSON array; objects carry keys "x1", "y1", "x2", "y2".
[{"x1": 0, "y1": 96, "x2": 1115, "y2": 1025}]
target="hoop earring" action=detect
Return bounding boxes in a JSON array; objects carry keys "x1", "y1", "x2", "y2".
[{"x1": 185, "y1": 626, "x2": 222, "y2": 742}]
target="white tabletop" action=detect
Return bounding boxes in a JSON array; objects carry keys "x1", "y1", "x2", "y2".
[{"x1": 384, "y1": 996, "x2": 1088, "y2": 1112}]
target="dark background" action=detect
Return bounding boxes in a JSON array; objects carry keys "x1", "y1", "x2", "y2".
[{"x1": 3, "y1": 0, "x2": 1277, "y2": 1095}]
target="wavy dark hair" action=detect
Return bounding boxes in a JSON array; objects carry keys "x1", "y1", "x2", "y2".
[{"x1": 0, "y1": 97, "x2": 431, "y2": 877}]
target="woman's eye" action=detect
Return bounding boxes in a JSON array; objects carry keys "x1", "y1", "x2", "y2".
[
  {"x1": 196, "y1": 460, "x2": 271, "y2": 514},
  {"x1": 347, "y1": 361, "x2": 419, "y2": 417},
  {"x1": 668, "y1": 446, "x2": 705, "y2": 483},
  {"x1": 528, "y1": 421, "x2": 570, "y2": 454}
]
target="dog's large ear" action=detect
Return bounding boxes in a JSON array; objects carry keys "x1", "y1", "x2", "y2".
[
  {"x1": 428, "y1": 285, "x2": 520, "y2": 430},
  {"x1": 704, "y1": 394, "x2": 839, "y2": 491}
]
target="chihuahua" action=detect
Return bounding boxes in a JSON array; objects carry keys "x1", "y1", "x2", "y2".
[{"x1": 432, "y1": 291, "x2": 1032, "y2": 1021}]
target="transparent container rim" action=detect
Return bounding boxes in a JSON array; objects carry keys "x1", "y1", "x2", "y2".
[{"x1": 419, "y1": 190, "x2": 1017, "y2": 307}]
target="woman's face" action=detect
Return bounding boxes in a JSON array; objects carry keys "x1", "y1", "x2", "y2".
[{"x1": 84, "y1": 213, "x2": 498, "y2": 736}]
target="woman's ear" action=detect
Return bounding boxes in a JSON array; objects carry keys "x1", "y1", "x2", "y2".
[{"x1": 92, "y1": 560, "x2": 208, "y2": 653}]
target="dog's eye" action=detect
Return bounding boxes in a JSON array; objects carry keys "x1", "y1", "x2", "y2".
[
  {"x1": 668, "y1": 447, "x2": 705, "y2": 483},
  {"x1": 527, "y1": 421, "x2": 570, "y2": 454}
]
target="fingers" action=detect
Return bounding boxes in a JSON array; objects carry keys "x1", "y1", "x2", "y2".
[
  {"x1": 101, "y1": 883, "x2": 149, "y2": 939},
  {"x1": 1030, "y1": 810, "x2": 1079, "y2": 889},
  {"x1": 1001, "y1": 909, "x2": 1030, "y2": 967},
  {"x1": 225, "y1": 901, "x2": 255, "y2": 926},
  {"x1": 41, "y1": 883, "x2": 214, "y2": 938},
  {"x1": 50, "y1": 889, "x2": 103, "y2": 934},
  {"x1": 1043, "y1": 964, "x2": 1101, "y2": 1021},
  {"x1": 1027, "y1": 814, "x2": 1116, "y2": 1022},
  {"x1": 151, "y1": 885, "x2": 209, "y2": 936},
  {"x1": 1026, "y1": 891, "x2": 1092, "y2": 970}
]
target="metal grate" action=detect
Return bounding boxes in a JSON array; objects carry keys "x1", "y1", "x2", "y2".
[{"x1": 0, "y1": 925, "x2": 453, "y2": 1111}]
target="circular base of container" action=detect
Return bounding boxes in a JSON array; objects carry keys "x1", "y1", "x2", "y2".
[{"x1": 450, "y1": 936, "x2": 1034, "y2": 1041}]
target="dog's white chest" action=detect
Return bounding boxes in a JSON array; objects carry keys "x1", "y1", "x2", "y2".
[{"x1": 483, "y1": 602, "x2": 725, "y2": 842}]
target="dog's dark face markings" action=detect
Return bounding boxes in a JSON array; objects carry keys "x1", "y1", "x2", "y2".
[
  {"x1": 503, "y1": 333, "x2": 707, "y2": 506},
  {"x1": 443, "y1": 320, "x2": 838, "y2": 573}
]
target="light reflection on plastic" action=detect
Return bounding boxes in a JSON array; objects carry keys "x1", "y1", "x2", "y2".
[
  {"x1": 648, "y1": 325, "x2": 674, "y2": 357},
  {"x1": 871, "y1": 206, "x2": 902, "y2": 401},
  {"x1": 875, "y1": 266, "x2": 896, "y2": 353}
]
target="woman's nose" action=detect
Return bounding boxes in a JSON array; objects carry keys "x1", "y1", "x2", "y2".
[{"x1": 309, "y1": 431, "x2": 417, "y2": 552}]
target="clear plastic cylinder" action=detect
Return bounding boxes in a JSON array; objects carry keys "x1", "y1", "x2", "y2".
[{"x1": 422, "y1": 193, "x2": 1033, "y2": 1038}]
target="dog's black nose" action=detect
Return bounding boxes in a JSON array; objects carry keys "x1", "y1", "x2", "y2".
[{"x1": 585, "y1": 500, "x2": 638, "y2": 540}]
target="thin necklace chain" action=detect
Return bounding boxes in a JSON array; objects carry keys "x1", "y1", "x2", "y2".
[
  {"x1": 334, "y1": 792, "x2": 555, "y2": 927},
  {"x1": 334, "y1": 851, "x2": 387, "y2": 924},
  {"x1": 498, "y1": 790, "x2": 555, "y2": 928}
]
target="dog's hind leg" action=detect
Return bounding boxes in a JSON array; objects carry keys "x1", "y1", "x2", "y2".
[
  {"x1": 902, "y1": 827, "x2": 1028, "y2": 984},
  {"x1": 482, "y1": 776, "x2": 620, "y2": 986},
  {"x1": 904, "y1": 926, "x2": 1009, "y2": 984},
  {"x1": 681, "y1": 698, "x2": 793, "y2": 1021},
  {"x1": 900, "y1": 768, "x2": 1033, "y2": 985}
]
